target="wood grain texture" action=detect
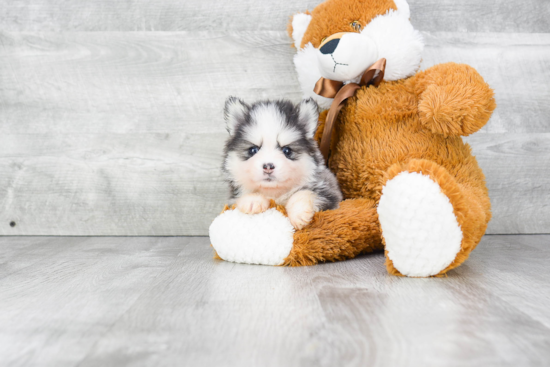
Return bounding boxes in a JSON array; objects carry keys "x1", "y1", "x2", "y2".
[
  {"x1": 2, "y1": 31, "x2": 547, "y2": 135},
  {"x1": 0, "y1": 235, "x2": 549, "y2": 367},
  {"x1": 1, "y1": 0, "x2": 549, "y2": 33},
  {"x1": 464, "y1": 134, "x2": 550, "y2": 234},
  {"x1": 0, "y1": 31, "x2": 301, "y2": 134},
  {"x1": 0, "y1": 132, "x2": 227, "y2": 235},
  {"x1": 0, "y1": 30, "x2": 548, "y2": 235},
  {"x1": 0, "y1": 236, "x2": 186, "y2": 366}
]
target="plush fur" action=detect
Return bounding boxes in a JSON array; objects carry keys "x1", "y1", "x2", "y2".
[
  {"x1": 281, "y1": 0, "x2": 496, "y2": 276},
  {"x1": 210, "y1": 201, "x2": 294, "y2": 266},
  {"x1": 211, "y1": 0, "x2": 496, "y2": 277}
]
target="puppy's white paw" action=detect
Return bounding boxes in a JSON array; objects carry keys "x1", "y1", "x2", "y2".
[
  {"x1": 236, "y1": 193, "x2": 270, "y2": 214},
  {"x1": 286, "y1": 190, "x2": 316, "y2": 230}
]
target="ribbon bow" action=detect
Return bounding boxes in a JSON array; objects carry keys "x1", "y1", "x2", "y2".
[{"x1": 314, "y1": 58, "x2": 386, "y2": 165}]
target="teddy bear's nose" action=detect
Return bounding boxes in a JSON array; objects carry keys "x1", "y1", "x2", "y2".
[{"x1": 320, "y1": 38, "x2": 340, "y2": 54}]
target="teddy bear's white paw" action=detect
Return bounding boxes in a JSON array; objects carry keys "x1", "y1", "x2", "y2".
[
  {"x1": 209, "y1": 208, "x2": 295, "y2": 266},
  {"x1": 235, "y1": 193, "x2": 270, "y2": 214},
  {"x1": 286, "y1": 190, "x2": 316, "y2": 230},
  {"x1": 377, "y1": 172, "x2": 463, "y2": 277}
]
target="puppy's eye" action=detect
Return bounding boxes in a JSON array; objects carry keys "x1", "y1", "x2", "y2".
[
  {"x1": 350, "y1": 21, "x2": 362, "y2": 32},
  {"x1": 248, "y1": 146, "x2": 259, "y2": 156},
  {"x1": 282, "y1": 146, "x2": 292, "y2": 158}
]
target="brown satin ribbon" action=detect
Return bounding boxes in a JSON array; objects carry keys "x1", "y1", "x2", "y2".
[{"x1": 314, "y1": 58, "x2": 386, "y2": 165}]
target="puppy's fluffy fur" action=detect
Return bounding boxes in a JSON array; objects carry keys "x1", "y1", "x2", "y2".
[{"x1": 222, "y1": 97, "x2": 343, "y2": 229}]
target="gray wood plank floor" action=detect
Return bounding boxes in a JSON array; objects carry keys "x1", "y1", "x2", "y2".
[{"x1": 1, "y1": 235, "x2": 549, "y2": 367}]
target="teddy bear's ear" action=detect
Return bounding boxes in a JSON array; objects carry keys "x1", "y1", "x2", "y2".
[
  {"x1": 297, "y1": 98, "x2": 319, "y2": 138},
  {"x1": 224, "y1": 97, "x2": 249, "y2": 136},
  {"x1": 288, "y1": 12, "x2": 312, "y2": 49},
  {"x1": 393, "y1": 0, "x2": 411, "y2": 18}
]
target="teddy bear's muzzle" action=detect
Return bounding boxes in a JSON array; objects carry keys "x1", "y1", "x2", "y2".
[{"x1": 316, "y1": 32, "x2": 378, "y2": 82}]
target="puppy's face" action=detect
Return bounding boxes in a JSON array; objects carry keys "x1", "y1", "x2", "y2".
[{"x1": 223, "y1": 99, "x2": 320, "y2": 199}]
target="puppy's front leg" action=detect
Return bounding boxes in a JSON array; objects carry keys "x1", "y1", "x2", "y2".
[
  {"x1": 286, "y1": 190, "x2": 317, "y2": 230},
  {"x1": 235, "y1": 193, "x2": 270, "y2": 214}
]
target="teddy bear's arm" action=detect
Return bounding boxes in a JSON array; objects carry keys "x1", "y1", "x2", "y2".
[{"x1": 413, "y1": 63, "x2": 496, "y2": 137}]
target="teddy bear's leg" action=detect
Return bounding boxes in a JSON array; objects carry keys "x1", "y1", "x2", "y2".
[
  {"x1": 282, "y1": 198, "x2": 384, "y2": 266},
  {"x1": 377, "y1": 159, "x2": 490, "y2": 277}
]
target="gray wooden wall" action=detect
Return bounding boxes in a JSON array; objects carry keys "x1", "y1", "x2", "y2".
[{"x1": 0, "y1": 0, "x2": 549, "y2": 235}]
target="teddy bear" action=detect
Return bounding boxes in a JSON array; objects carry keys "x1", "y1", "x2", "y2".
[{"x1": 209, "y1": 0, "x2": 496, "y2": 277}]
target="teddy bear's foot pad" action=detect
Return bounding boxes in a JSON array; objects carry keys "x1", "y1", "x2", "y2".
[
  {"x1": 209, "y1": 208, "x2": 295, "y2": 266},
  {"x1": 378, "y1": 172, "x2": 463, "y2": 277}
]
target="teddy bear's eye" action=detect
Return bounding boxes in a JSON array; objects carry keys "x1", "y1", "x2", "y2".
[{"x1": 350, "y1": 21, "x2": 362, "y2": 32}]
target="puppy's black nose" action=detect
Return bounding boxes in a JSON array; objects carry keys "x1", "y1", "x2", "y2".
[
  {"x1": 263, "y1": 163, "x2": 275, "y2": 174},
  {"x1": 320, "y1": 38, "x2": 340, "y2": 54}
]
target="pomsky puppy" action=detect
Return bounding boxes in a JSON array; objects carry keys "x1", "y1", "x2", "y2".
[{"x1": 222, "y1": 97, "x2": 342, "y2": 229}]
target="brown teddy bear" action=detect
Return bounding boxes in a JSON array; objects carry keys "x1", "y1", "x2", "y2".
[{"x1": 209, "y1": 0, "x2": 496, "y2": 277}]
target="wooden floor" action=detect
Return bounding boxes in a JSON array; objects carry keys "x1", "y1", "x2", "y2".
[{"x1": 1, "y1": 235, "x2": 549, "y2": 367}]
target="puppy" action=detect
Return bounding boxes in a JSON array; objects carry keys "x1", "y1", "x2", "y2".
[{"x1": 222, "y1": 97, "x2": 343, "y2": 229}]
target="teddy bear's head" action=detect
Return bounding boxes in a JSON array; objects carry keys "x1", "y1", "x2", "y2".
[{"x1": 289, "y1": 0, "x2": 424, "y2": 109}]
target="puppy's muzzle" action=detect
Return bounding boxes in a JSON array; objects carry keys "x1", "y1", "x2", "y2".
[{"x1": 263, "y1": 163, "x2": 275, "y2": 175}]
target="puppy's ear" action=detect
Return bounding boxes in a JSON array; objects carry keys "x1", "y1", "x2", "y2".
[
  {"x1": 288, "y1": 12, "x2": 312, "y2": 49},
  {"x1": 224, "y1": 97, "x2": 249, "y2": 136},
  {"x1": 298, "y1": 98, "x2": 319, "y2": 139}
]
